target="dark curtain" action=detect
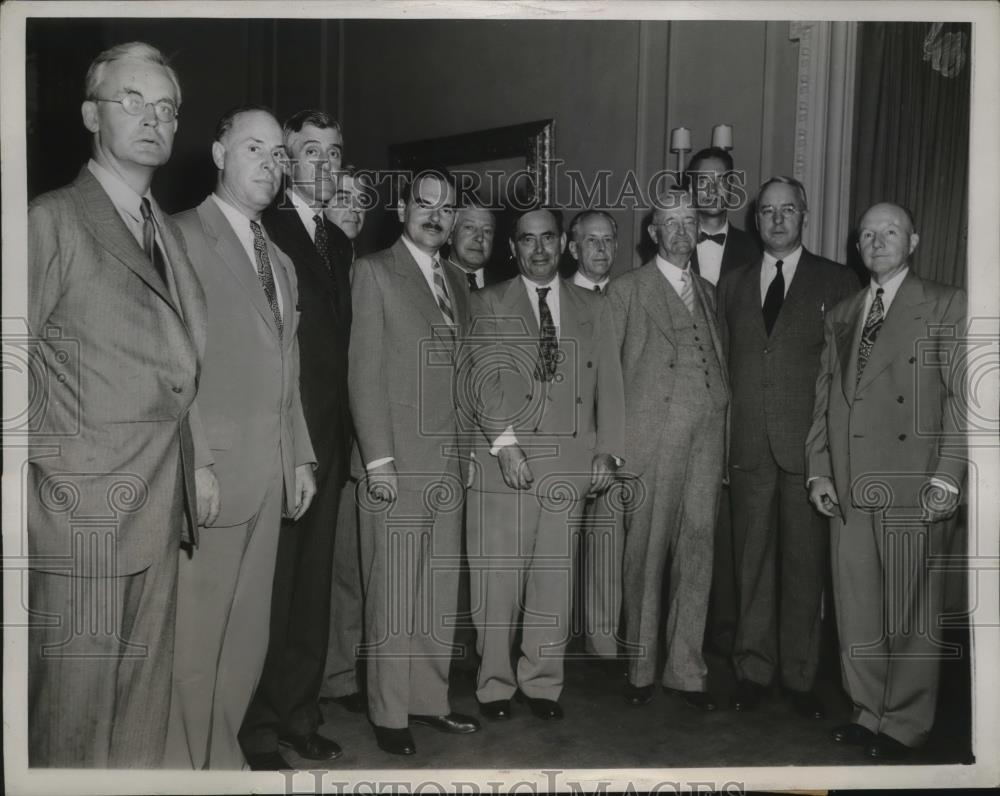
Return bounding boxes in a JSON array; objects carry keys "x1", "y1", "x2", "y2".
[{"x1": 850, "y1": 21, "x2": 971, "y2": 289}]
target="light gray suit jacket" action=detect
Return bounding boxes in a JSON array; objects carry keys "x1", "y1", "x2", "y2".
[{"x1": 173, "y1": 195, "x2": 314, "y2": 527}]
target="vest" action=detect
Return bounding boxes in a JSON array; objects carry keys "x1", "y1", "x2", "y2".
[{"x1": 662, "y1": 280, "x2": 728, "y2": 413}]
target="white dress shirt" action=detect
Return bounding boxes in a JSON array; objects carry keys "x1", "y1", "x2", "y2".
[
  {"x1": 655, "y1": 254, "x2": 693, "y2": 299},
  {"x1": 87, "y1": 158, "x2": 163, "y2": 255},
  {"x1": 695, "y1": 220, "x2": 729, "y2": 286},
  {"x1": 211, "y1": 193, "x2": 284, "y2": 316},
  {"x1": 572, "y1": 271, "x2": 610, "y2": 293},
  {"x1": 862, "y1": 264, "x2": 909, "y2": 321},
  {"x1": 759, "y1": 245, "x2": 803, "y2": 305},
  {"x1": 287, "y1": 188, "x2": 322, "y2": 243}
]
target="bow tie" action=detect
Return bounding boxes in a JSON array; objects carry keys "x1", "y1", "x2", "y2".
[{"x1": 698, "y1": 231, "x2": 726, "y2": 245}]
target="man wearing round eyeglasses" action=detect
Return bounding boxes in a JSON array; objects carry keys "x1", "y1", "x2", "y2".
[
  {"x1": 26, "y1": 42, "x2": 208, "y2": 767},
  {"x1": 606, "y1": 189, "x2": 728, "y2": 713},
  {"x1": 717, "y1": 176, "x2": 858, "y2": 719}
]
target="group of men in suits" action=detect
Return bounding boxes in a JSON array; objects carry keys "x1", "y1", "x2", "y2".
[{"x1": 25, "y1": 40, "x2": 966, "y2": 770}]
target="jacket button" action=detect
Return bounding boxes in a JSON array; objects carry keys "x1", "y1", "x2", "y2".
[
  {"x1": 172, "y1": 386, "x2": 183, "y2": 393},
  {"x1": 586, "y1": 361, "x2": 593, "y2": 368},
  {"x1": 897, "y1": 396, "x2": 904, "y2": 403},
  {"x1": 533, "y1": 426, "x2": 539, "y2": 432},
  {"x1": 898, "y1": 434, "x2": 907, "y2": 441},
  {"x1": 909, "y1": 356, "x2": 916, "y2": 364},
  {"x1": 576, "y1": 397, "x2": 583, "y2": 404},
  {"x1": 526, "y1": 394, "x2": 532, "y2": 400},
  {"x1": 669, "y1": 363, "x2": 675, "y2": 369},
  {"x1": 664, "y1": 396, "x2": 670, "y2": 402}
]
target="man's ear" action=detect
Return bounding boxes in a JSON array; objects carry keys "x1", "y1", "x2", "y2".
[
  {"x1": 397, "y1": 199, "x2": 406, "y2": 224},
  {"x1": 908, "y1": 232, "x2": 920, "y2": 255},
  {"x1": 568, "y1": 240, "x2": 580, "y2": 261},
  {"x1": 647, "y1": 224, "x2": 658, "y2": 245},
  {"x1": 81, "y1": 100, "x2": 99, "y2": 134},
  {"x1": 559, "y1": 232, "x2": 568, "y2": 254},
  {"x1": 211, "y1": 141, "x2": 226, "y2": 171}
]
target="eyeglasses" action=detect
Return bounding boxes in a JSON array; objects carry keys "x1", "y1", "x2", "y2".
[
  {"x1": 758, "y1": 204, "x2": 802, "y2": 220},
  {"x1": 90, "y1": 91, "x2": 179, "y2": 122},
  {"x1": 655, "y1": 218, "x2": 698, "y2": 233}
]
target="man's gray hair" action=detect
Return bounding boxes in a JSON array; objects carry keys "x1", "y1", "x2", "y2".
[
  {"x1": 85, "y1": 41, "x2": 182, "y2": 106},
  {"x1": 757, "y1": 176, "x2": 808, "y2": 211}
]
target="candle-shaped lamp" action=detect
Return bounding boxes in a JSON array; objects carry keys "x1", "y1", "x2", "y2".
[
  {"x1": 711, "y1": 124, "x2": 734, "y2": 150},
  {"x1": 670, "y1": 126, "x2": 691, "y2": 174}
]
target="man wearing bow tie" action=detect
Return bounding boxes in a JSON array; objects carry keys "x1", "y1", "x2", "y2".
[
  {"x1": 718, "y1": 176, "x2": 858, "y2": 719},
  {"x1": 686, "y1": 147, "x2": 761, "y2": 286},
  {"x1": 806, "y1": 202, "x2": 966, "y2": 760}
]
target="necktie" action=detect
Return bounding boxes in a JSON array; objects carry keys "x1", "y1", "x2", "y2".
[
  {"x1": 432, "y1": 257, "x2": 456, "y2": 326},
  {"x1": 536, "y1": 286, "x2": 559, "y2": 382},
  {"x1": 856, "y1": 288, "x2": 885, "y2": 385},
  {"x1": 698, "y1": 231, "x2": 727, "y2": 245},
  {"x1": 139, "y1": 198, "x2": 168, "y2": 285},
  {"x1": 593, "y1": 284, "x2": 603, "y2": 294},
  {"x1": 762, "y1": 259, "x2": 784, "y2": 335},
  {"x1": 313, "y1": 214, "x2": 331, "y2": 271},
  {"x1": 466, "y1": 271, "x2": 479, "y2": 292},
  {"x1": 250, "y1": 220, "x2": 283, "y2": 338},
  {"x1": 679, "y1": 269, "x2": 695, "y2": 314}
]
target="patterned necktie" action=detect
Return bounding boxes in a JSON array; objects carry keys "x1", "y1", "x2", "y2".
[
  {"x1": 466, "y1": 271, "x2": 479, "y2": 292},
  {"x1": 698, "y1": 231, "x2": 727, "y2": 245},
  {"x1": 536, "y1": 286, "x2": 559, "y2": 382},
  {"x1": 250, "y1": 220, "x2": 283, "y2": 338},
  {"x1": 679, "y1": 268, "x2": 695, "y2": 314},
  {"x1": 139, "y1": 197, "x2": 168, "y2": 285},
  {"x1": 313, "y1": 214, "x2": 331, "y2": 271},
  {"x1": 432, "y1": 257, "x2": 456, "y2": 326},
  {"x1": 856, "y1": 287, "x2": 885, "y2": 385},
  {"x1": 762, "y1": 259, "x2": 785, "y2": 335}
]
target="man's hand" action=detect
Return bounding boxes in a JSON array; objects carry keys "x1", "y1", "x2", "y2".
[
  {"x1": 367, "y1": 460, "x2": 399, "y2": 504},
  {"x1": 289, "y1": 463, "x2": 317, "y2": 521},
  {"x1": 497, "y1": 445, "x2": 533, "y2": 490},
  {"x1": 588, "y1": 453, "x2": 617, "y2": 497},
  {"x1": 920, "y1": 479, "x2": 960, "y2": 522},
  {"x1": 808, "y1": 476, "x2": 839, "y2": 518},
  {"x1": 194, "y1": 465, "x2": 221, "y2": 526}
]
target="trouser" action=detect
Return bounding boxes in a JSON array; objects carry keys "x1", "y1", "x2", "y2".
[
  {"x1": 580, "y1": 489, "x2": 624, "y2": 658},
  {"x1": 165, "y1": 471, "x2": 284, "y2": 769},
  {"x1": 729, "y1": 452, "x2": 827, "y2": 690}
]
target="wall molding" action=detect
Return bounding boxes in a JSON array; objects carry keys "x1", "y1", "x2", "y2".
[{"x1": 790, "y1": 21, "x2": 858, "y2": 262}]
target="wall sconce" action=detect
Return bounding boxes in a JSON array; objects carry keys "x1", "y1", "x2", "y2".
[{"x1": 670, "y1": 124, "x2": 735, "y2": 173}]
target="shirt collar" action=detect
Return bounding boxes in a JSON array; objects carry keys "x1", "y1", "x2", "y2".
[
  {"x1": 287, "y1": 188, "x2": 324, "y2": 238},
  {"x1": 211, "y1": 192, "x2": 258, "y2": 237},
  {"x1": 521, "y1": 274, "x2": 560, "y2": 294},
  {"x1": 401, "y1": 234, "x2": 438, "y2": 271},
  {"x1": 762, "y1": 245, "x2": 803, "y2": 269},
  {"x1": 698, "y1": 220, "x2": 730, "y2": 238},
  {"x1": 870, "y1": 265, "x2": 909, "y2": 306},
  {"x1": 87, "y1": 158, "x2": 151, "y2": 222},
  {"x1": 655, "y1": 253, "x2": 690, "y2": 276},
  {"x1": 573, "y1": 271, "x2": 610, "y2": 291}
]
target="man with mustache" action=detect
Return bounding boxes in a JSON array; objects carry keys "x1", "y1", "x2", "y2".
[
  {"x1": 166, "y1": 106, "x2": 316, "y2": 770},
  {"x1": 463, "y1": 207, "x2": 624, "y2": 721},
  {"x1": 349, "y1": 168, "x2": 479, "y2": 755},
  {"x1": 26, "y1": 41, "x2": 207, "y2": 768},
  {"x1": 606, "y1": 188, "x2": 728, "y2": 712},
  {"x1": 238, "y1": 109, "x2": 350, "y2": 769}
]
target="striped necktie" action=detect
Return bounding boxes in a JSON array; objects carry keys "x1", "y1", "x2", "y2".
[
  {"x1": 679, "y1": 268, "x2": 695, "y2": 314},
  {"x1": 432, "y1": 257, "x2": 456, "y2": 326}
]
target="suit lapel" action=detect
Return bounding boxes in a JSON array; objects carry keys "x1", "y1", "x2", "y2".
[
  {"x1": 503, "y1": 277, "x2": 540, "y2": 337},
  {"x1": 636, "y1": 262, "x2": 677, "y2": 342},
  {"x1": 737, "y1": 260, "x2": 769, "y2": 342},
  {"x1": 768, "y1": 251, "x2": 814, "y2": 340},
  {"x1": 198, "y1": 196, "x2": 281, "y2": 340},
  {"x1": 836, "y1": 290, "x2": 867, "y2": 402},
  {"x1": 158, "y1": 208, "x2": 206, "y2": 358},
  {"x1": 390, "y1": 238, "x2": 453, "y2": 333},
  {"x1": 856, "y1": 272, "x2": 926, "y2": 393},
  {"x1": 72, "y1": 168, "x2": 177, "y2": 310}
]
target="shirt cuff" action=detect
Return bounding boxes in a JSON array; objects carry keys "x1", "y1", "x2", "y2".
[
  {"x1": 489, "y1": 427, "x2": 518, "y2": 456},
  {"x1": 366, "y1": 457, "x2": 394, "y2": 471}
]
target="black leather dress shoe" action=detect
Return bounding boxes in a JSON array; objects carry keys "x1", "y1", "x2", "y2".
[
  {"x1": 787, "y1": 688, "x2": 826, "y2": 719},
  {"x1": 277, "y1": 732, "x2": 342, "y2": 760},
  {"x1": 514, "y1": 691, "x2": 564, "y2": 720},
  {"x1": 831, "y1": 722, "x2": 876, "y2": 746},
  {"x1": 623, "y1": 681, "x2": 654, "y2": 706},
  {"x1": 730, "y1": 679, "x2": 766, "y2": 711},
  {"x1": 408, "y1": 712, "x2": 480, "y2": 733},
  {"x1": 665, "y1": 686, "x2": 717, "y2": 711},
  {"x1": 477, "y1": 699, "x2": 512, "y2": 720},
  {"x1": 320, "y1": 691, "x2": 367, "y2": 714},
  {"x1": 245, "y1": 750, "x2": 293, "y2": 770},
  {"x1": 373, "y1": 725, "x2": 416, "y2": 755},
  {"x1": 865, "y1": 733, "x2": 912, "y2": 760}
]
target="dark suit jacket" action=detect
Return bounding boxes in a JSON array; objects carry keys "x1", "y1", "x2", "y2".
[
  {"x1": 27, "y1": 166, "x2": 207, "y2": 573},
  {"x1": 806, "y1": 271, "x2": 967, "y2": 514},
  {"x1": 174, "y1": 196, "x2": 314, "y2": 527},
  {"x1": 718, "y1": 249, "x2": 859, "y2": 474},
  {"x1": 465, "y1": 278, "x2": 625, "y2": 495},
  {"x1": 264, "y1": 195, "x2": 353, "y2": 487},
  {"x1": 348, "y1": 238, "x2": 471, "y2": 489},
  {"x1": 690, "y1": 222, "x2": 761, "y2": 282}
]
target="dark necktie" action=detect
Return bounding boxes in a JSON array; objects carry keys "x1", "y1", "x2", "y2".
[
  {"x1": 593, "y1": 284, "x2": 603, "y2": 294},
  {"x1": 856, "y1": 288, "x2": 885, "y2": 385},
  {"x1": 313, "y1": 214, "x2": 331, "y2": 271},
  {"x1": 250, "y1": 220, "x2": 283, "y2": 338},
  {"x1": 139, "y1": 197, "x2": 168, "y2": 285},
  {"x1": 536, "y1": 286, "x2": 558, "y2": 382},
  {"x1": 762, "y1": 259, "x2": 784, "y2": 335},
  {"x1": 698, "y1": 231, "x2": 727, "y2": 245},
  {"x1": 466, "y1": 271, "x2": 479, "y2": 291}
]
